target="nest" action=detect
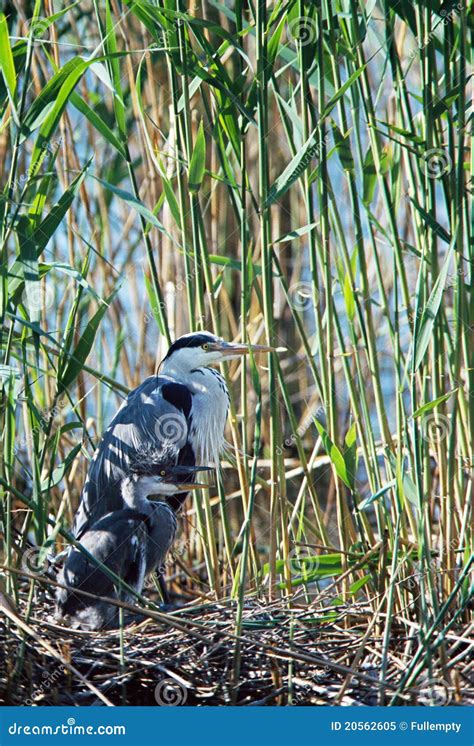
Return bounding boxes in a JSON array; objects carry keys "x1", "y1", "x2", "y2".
[{"x1": 0, "y1": 580, "x2": 472, "y2": 707}]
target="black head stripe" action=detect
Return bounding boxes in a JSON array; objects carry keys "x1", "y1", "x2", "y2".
[{"x1": 164, "y1": 332, "x2": 219, "y2": 358}]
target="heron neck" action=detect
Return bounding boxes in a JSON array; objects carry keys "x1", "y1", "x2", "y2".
[
  {"x1": 121, "y1": 477, "x2": 153, "y2": 511},
  {"x1": 162, "y1": 362, "x2": 225, "y2": 395},
  {"x1": 160, "y1": 363, "x2": 230, "y2": 465},
  {"x1": 161, "y1": 360, "x2": 199, "y2": 383}
]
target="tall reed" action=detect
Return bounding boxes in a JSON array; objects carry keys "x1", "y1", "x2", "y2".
[{"x1": 0, "y1": 0, "x2": 471, "y2": 700}]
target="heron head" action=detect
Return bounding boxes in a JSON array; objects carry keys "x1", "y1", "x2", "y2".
[
  {"x1": 150, "y1": 463, "x2": 210, "y2": 494},
  {"x1": 161, "y1": 331, "x2": 277, "y2": 372},
  {"x1": 126, "y1": 462, "x2": 211, "y2": 498}
]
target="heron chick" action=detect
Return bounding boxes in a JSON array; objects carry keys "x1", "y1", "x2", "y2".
[
  {"x1": 55, "y1": 463, "x2": 205, "y2": 631},
  {"x1": 73, "y1": 331, "x2": 275, "y2": 539}
]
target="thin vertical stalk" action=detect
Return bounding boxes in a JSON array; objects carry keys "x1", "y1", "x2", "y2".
[{"x1": 256, "y1": 0, "x2": 283, "y2": 598}]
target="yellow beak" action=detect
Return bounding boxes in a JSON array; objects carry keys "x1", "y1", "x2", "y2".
[
  {"x1": 177, "y1": 482, "x2": 206, "y2": 491},
  {"x1": 209, "y1": 342, "x2": 277, "y2": 356}
]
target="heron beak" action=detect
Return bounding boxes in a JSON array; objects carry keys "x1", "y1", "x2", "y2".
[
  {"x1": 209, "y1": 341, "x2": 277, "y2": 356},
  {"x1": 177, "y1": 482, "x2": 205, "y2": 491},
  {"x1": 171, "y1": 465, "x2": 213, "y2": 474}
]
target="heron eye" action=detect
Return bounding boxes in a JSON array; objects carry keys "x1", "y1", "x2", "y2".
[
  {"x1": 160, "y1": 469, "x2": 166, "y2": 477},
  {"x1": 202, "y1": 343, "x2": 209, "y2": 351}
]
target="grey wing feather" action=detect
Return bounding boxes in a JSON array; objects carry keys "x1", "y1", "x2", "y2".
[
  {"x1": 145, "y1": 502, "x2": 178, "y2": 574},
  {"x1": 56, "y1": 513, "x2": 147, "y2": 624},
  {"x1": 72, "y1": 376, "x2": 191, "y2": 539}
]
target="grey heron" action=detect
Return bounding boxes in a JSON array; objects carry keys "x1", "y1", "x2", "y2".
[
  {"x1": 55, "y1": 461, "x2": 206, "y2": 630},
  {"x1": 72, "y1": 332, "x2": 274, "y2": 540}
]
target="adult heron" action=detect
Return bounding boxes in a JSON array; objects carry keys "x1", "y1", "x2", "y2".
[
  {"x1": 72, "y1": 332, "x2": 274, "y2": 539},
  {"x1": 55, "y1": 460, "x2": 207, "y2": 630}
]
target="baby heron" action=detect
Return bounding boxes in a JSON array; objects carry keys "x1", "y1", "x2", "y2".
[{"x1": 55, "y1": 463, "x2": 205, "y2": 630}]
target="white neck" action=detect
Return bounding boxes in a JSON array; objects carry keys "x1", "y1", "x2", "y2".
[
  {"x1": 161, "y1": 358, "x2": 196, "y2": 380},
  {"x1": 121, "y1": 476, "x2": 160, "y2": 511},
  {"x1": 161, "y1": 362, "x2": 229, "y2": 466}
]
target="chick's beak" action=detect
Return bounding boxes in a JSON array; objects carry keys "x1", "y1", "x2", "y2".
[
  {"x1": 177, "y1": 482, "x2": 205, "y2": 491},
  {"x1": 165, "y1": 465, "x2": 213, "y2": 491}
]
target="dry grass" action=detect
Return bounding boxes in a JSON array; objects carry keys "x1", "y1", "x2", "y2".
[{"x1": 1, "y1": 571, "x2": 472, "y2": 707}]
